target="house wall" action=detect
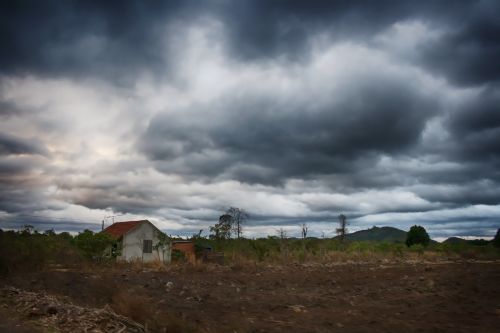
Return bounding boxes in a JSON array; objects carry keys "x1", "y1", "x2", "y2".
[{"x1": 118, "y1": 222, "x2": 171, "y2": 263}]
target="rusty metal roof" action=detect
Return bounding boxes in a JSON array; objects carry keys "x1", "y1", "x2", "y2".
[{"x1": 102, "y1": 220, "x2": 148, "y2": 239}]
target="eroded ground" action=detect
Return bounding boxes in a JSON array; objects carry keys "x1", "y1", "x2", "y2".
[{"x1": 1, "y1": 260, "x2": 499, "y2": 332}]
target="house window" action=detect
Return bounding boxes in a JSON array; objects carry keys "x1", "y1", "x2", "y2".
[{"x1": 143, "y1": 240, "x2": 153, "y2": 253}]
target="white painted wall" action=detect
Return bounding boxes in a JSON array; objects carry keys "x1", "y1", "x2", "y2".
[{"x1": 118, "y1": 222, "x2": 171, "y2": 263}]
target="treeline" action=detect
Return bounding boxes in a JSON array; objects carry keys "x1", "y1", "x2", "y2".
[
  {"x1": 193, "y1": 234, "x2": 500, "y2": 263},
  {"x1": 0, "y1": 227, "x2": 115, "y2": 275},
  {"x1": 1, "y1": 226, "x2": 499, "y2": 276}
]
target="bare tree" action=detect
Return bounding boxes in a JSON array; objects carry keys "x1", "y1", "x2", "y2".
[
  {"x1": 300, "y1": 223, "x2": 308, "y2": 239},
  {"x1": 277, "y1": 228, "x2": 287, "y2": 239},
  {"x1": 226, "y1": 207, "x2": 249, "y2": 239},
  {"x1": 336, "y1": 214, "x2": 348, "y2": 242}
]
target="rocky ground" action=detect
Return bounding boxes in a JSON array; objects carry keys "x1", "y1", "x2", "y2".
[{"x1": 1, "y1": 259, "x2": 499, "y2": 332}]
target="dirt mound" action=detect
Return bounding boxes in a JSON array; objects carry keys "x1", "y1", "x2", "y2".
[{"x1": 0, "y1": 286, "x2": 145, "y2": 333}]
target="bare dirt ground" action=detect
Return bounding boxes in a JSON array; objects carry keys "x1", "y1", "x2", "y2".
[{"x1": 1, "y1": 260, "x2": 499, "y2": 332}]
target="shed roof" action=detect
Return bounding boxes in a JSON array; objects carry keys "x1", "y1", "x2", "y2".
[{"x1": 102, "y1": 220, "x2": 149, "y2": 239}]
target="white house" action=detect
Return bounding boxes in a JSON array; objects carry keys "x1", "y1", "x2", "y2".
[{"x1": 102, "y1": 220, "x2": 171, "y2": 263}]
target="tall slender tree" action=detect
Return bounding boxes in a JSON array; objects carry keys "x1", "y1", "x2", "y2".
[
  {"x1": 301, "y1": 223, "x2": 309, "y2": 239},
  {"x1": 336, "y1": 214, "x2": 348, "y2": 242}
]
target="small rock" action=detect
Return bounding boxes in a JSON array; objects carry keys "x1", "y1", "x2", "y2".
[
  {"x1": 29, "y1": 307, "x2": 42, "y2": 316},
  {"x1": 165, "y1": 281, "x2": 174, "y2": 289},
  {"x1": 289, "y1": 305, "x2": 307, "y2": 313}
]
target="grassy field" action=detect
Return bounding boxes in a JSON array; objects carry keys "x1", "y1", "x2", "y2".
[{"x1": 1, "y1": 228, "x2": 499, "y2": 274}]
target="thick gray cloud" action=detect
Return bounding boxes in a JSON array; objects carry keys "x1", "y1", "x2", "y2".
[
  {"x1": 0, "y1": 133, "x2": 48, "y2": 156},
  {"x1": 139, "y1": 62, "x2": 438, "y2": 185},
  {"x1": 0, "y1": 0, "x2": 499, "y2": 238}
]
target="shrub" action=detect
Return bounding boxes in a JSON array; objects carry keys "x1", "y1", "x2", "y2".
[
  {"x1": 409, "y1": 243, "x2": 425, "y2": 255},
  {"x1": 0, "y1": 229, "x2": 81, "y2": 275},
  {"x1": 405, "y1": 225, "x2": 430, "y2": 247},
  {"x1": 74, "y1": 229, "x2": 115, "y2": 260}
]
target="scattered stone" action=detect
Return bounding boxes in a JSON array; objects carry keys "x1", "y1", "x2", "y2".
[
  {"x1": 288, "y1": 305, "x2": 307, "y2": 313},
  {"x1": 1, "y1": 286, "x2": 146, "y2": 333}
]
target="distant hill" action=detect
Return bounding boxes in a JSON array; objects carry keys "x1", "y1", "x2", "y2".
[
  {"x1": 339, "y1": 226, "x2": 408, "y2": 243},
  {"x1": 442, "y1": 237, "x2": 490, "y2": 245},
  {"x1": 443, "y1": 237, "x2": 468, "y2": 244}
]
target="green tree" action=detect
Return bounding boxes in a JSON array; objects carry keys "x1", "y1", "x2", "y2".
[
  {"x1": 74, "y1": 229, "x2": 115, "y2": 259},
  {"x1": 405, "y1": 225, "x2": 430, "y2": 247},
  {"x1": 210, "y1": 214, "x2": 232, "y2": 240},
  {"x1": 493, "y1": 228, "x2": 500, "y2": 248}
]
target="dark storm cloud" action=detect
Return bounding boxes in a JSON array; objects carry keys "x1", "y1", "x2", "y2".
[
  {"x1": 214, "y1": 0, "x2": 500, "y2": 89},
  {"x1": 0, "y1": 156, "x2": 58, "y2": 213},
  {"x1": 447, "y1": 86, "x2": 500, "y2": 159},
  {"x1": 2, "y1": 0, "x2": 497, "y2": 85},
  {"x1": 1, "y1": 0, "x2": 499, "y2": 238},
  {"x1": 0, "y1": 0, "x2": 197, "y2": 81},
  {"x1": 139, "y1": 68, "x2": 437, "y2": 185},
  {"x1": 211, "y1": 0, "x2": 420, "y2": 61},
  {"x1": 0, "y1": 133, "x2": 48, "y2": 156},
  {"x1": 418, "y1": 3, "x2": 500, "y2": 86}
]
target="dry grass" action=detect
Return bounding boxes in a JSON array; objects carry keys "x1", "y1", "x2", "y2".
[
  {"x1": 110, "y1": 289, "x2": 196, "y2": 332},
  {"x1": 111, "y1": 290, "x2": 151, "y2": 325}
]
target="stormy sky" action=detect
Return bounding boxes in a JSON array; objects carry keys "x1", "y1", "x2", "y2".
[{"x1": 1, "y1": 0, "x2": 499, "y2": 239}]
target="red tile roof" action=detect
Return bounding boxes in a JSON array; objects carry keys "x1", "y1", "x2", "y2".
[{"x1": 102, "y1": 220, "x2": 147, "y2": 239}]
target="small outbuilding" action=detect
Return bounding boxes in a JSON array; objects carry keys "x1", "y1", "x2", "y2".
[
  {"x1": 172, "y1": 240, "x2": 196, "y2": 263},
  {"x1": 103, "y1": 220, "x2": 171, "y2": 263}
]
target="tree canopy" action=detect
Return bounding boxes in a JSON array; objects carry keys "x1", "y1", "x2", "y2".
[{"x1": 405, "y1": 225, "x2": 430, "y2": 247}]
